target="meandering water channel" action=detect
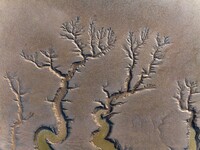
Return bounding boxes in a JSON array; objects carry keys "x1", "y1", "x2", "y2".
[
  {"x1": 34, "y1": 78, "x2": 68, "y2": 150},
  {"x1": 91, "y1": 109, "x2": 116, "y2": 150}
]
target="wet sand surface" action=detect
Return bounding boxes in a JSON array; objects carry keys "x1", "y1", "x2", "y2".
[{"x1": 1, "y1": 1, "x2": 200, "y2": 150}]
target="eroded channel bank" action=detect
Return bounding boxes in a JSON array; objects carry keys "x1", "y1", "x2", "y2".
[
  {"x1": 34, "y1": 78, "x2": 69, "y2": 150},
  {"x1": 91, "y1": 28, "x2": 170, "y2": 150},
  {"x1": 23, "y1": 17, "x2": 117, "y2": 149},
  {"x1": 91, "y1": 109, "x2": 116, "y2": 150}
]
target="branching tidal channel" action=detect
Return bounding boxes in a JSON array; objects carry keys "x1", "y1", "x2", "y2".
[
  {"x1": 20, "y1": 17, "x2": 116, "y2": 150},
  {"x1": 91, "y1": 28, "x2": 170, "y2": 150},
  {"x1": 10, "y1": 16, "x2": 171, "y2": 150}
]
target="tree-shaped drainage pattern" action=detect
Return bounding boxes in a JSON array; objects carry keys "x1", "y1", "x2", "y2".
[
  {"x1": 4, "y1": 72, "x2": 34, "y2": 150},
  {"x1": 174, "y1": 80, "x2": 200, "y2": 150},
  {"x1": 20, "y1": 17, "x2": 116, "y2": 150},
  {"x1": 91, "y1": 29, "x2": 171, "y2": 150}
]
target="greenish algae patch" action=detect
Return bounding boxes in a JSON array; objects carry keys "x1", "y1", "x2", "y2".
[
  {"x1": 35, "y1": 120, "x2": 67, "y2": 150},
  {"x1": 91, "y1": 109, "x2": 116, "y2": 150},
  {"x1": 34, "y1": 102, "x2": 67, "y2": 150},
  {"x1": 189, "y1": 126, "x2": 196, "y2": 150}
]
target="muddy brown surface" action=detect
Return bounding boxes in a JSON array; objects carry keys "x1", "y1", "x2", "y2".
[{"x1": 1, "y1": 0, "x2": 200, "y2": 150}]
